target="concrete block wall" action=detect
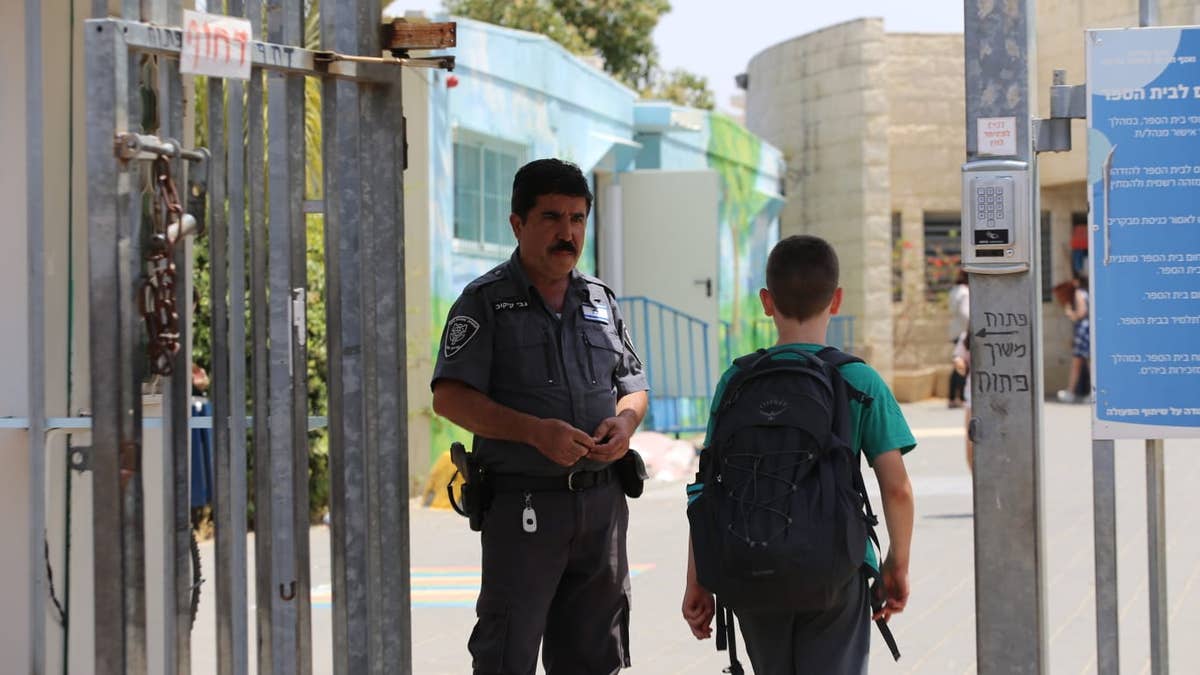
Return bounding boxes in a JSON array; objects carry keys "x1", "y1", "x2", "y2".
[
  {"x1": 886, "y1": 33, "x2": 967, "y2": 370},
  {"x1": 1037, "y1": 0, "x2": 1200, "y2": 188},
  {"x1": 744, "y1": 18, "x2": 895, "y2": 380}
]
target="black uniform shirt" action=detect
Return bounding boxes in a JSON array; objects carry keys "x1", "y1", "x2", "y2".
[{"x1": 432, "y1": 249, "x2": 649, "y2": 477}]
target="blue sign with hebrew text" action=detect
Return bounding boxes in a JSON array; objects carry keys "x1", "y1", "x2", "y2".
[{"x1": 1088, "y1": 26, "x2": 1200, "y2": 439}]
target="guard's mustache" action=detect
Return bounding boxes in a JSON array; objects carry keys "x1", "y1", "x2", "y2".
[{"x1": 550, "y1": 241, "x2": 577, "y2": 254}]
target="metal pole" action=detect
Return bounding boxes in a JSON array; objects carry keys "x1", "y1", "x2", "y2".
[
  {"x1": 963, "y1": 1, "x2": 1047, "y2": 672},
  {"x1": 245, "y1": 4, "x2": 272, "y2": 674},
  {"x1": 249, "y1": 84, "x2": 274, "y2": 675},
  {"x1": 367, "y1": 61, "x2": 412, "y2": 672},
  {"x1": 1134, "y1": 8, "x2": 1168, "y2": 674},
  {"x1": 360, "y1": 73, "x2": 385, "y2": 675},
  {"x1": 1139, "y1": 0, "x2": 1158, "y2": 28},
  {"x1": 1092, "y1": 439, "x2": 1120, "y2": 675},
  {"x1": 156, "y1": 5, "x2": 192, "y2": 673},
  {"x1": 25, "y1": 0, "x2": 47, "y2": 671},
  {"x1": 85, "y1": 20, "x2": 128, "y2": 675},
  {"x1": 209, "y1": 50, "x2": 234, "y2": 675},
  {"x1": 288, "y1": 46, "x2": 314, "y2": 675},
  {"x1": 322, "y1": 0, "x2": 370, "y2": 669},
  {"x1": 1147, "y1": 438, "x2": 1169, "y2": 674},
  {"x1": 221, "y1": 4, "x2": 252, "y2": 674},
  {"x1": 265, "y1": 1, "x2": 306, "y2": 671}
]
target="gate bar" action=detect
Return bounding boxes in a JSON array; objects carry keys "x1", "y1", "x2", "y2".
[
  {"x1": 149, "y1": 0, "x2": 192, "y2": 669},
  {"x1": 262, "y1": 0, "x2": 308, "y2": 671},
  {"x1": 25, "y1": 0, "x2": 48, "y2": 671},
  {"x1": 104, "y1": 18, "x2": 397, "y2": 81},
  {"x1": 322, "y1": 0, "x2": 371, "y2": 667},
  {"x1": 209, "y1": 40, "x2": 233, "y2": 675},
  {"x1": 221, "y1": 1, "x2": 252, "y2": 672},
  {"x1": 85, "y1": 19, "x2": 138, "y2": 675}
]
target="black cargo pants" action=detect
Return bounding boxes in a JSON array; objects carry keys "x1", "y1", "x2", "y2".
[{"x1": 469, "y1": 480, "x2": 631, "y2": 675}]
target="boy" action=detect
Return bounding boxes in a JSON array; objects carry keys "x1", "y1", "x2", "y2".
[{"x1": 681, "y1": 235, "x2": 915, "y2": 673}]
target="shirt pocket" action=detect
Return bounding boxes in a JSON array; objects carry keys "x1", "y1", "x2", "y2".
[
  {"x1": 495, "y1": 325, "x2": 558, "y2": 389},
  {"x1": 580, "y1": 324, "x2": 623, "y2": 389}
]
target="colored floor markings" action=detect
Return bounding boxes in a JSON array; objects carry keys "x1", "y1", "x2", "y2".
[{"x1": 311, "y1": 564, "x2": 657, "y2": 609}]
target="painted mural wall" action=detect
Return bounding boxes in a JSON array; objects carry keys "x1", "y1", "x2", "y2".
[
  {"x1": 414, "y1": 20, "x2": 783, "y2": 464},
  {"x1": 421, "y1": 19, "x2": 638, "y2": 460},
  {"x1": 635, "y1": 104, "x2": 784, "y2": 367}
]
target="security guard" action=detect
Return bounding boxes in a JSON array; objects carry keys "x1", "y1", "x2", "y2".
[{"x1": 432, "y1": 158, "x2": 649, "y2": 675}]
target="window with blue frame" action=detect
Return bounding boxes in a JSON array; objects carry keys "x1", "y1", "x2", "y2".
[{"x1": 453, "y1": 138, "x2": 521, "y2": 250}]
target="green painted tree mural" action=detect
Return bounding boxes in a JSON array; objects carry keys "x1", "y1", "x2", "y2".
[{"x1": 707, "y1": 113, "x2": 772, "y2": 362}]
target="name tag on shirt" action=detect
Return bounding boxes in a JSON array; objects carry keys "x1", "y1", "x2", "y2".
[{"x1": 582, "y1": 303, "x2": 610, "y2": 324}]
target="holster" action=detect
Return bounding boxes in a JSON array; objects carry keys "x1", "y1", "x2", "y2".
[
  {"x1": 616, "y1": 449, "x2": 649, "y2": 498},
  {"x1": 447, "y1": 442, "x2": 493, "y2": 531}
]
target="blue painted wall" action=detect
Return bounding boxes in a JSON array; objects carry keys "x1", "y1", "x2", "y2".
[{"x1": 413, "y1": 18, "x2": 783, "y2": 457}]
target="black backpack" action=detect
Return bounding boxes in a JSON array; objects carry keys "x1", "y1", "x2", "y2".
[{"x1": 687, "y1": 347, "x2": 900, "y2": 671}]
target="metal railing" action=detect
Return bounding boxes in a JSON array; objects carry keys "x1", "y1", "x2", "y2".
[{"x1": 617, "y1": 297, "x2": 712, "y2": 435}]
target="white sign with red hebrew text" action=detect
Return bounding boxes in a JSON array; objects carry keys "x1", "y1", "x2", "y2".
[
  {"x1": 977, "y1": 116, "x2": 1017, "y2": 156},
  {"x1": 180, "y1": 10, "x2": 253, "y2": 81}
]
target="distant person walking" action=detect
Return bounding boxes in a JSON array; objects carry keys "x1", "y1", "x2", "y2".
[
  {"x1": 947, "y1": 269, "x2": 970, "y2": 408},
  {"x1": 1057, "y1": 271, "x2": 1090, "y2": 403}
]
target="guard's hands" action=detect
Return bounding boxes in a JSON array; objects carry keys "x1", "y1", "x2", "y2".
[
  {"x1": 873, "y1": 554, "x2": 910, "y2": 622},
  {"x1": 530, "y1": 418, "x2": 593, "y2": 467},
  {"x1": 681, "y1": 580, "x2": 715, "y2": 640},
  {"x1": 588, "y1": 411, "x2": 637, "y2": 463}
]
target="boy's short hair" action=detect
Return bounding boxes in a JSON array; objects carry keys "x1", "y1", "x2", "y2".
[
  {"x1": 511, "y1": 158, "x2": 594, "y2": 220},
  {"x1": 766, "y1": 235, "x2": 839, "y2": 321}
]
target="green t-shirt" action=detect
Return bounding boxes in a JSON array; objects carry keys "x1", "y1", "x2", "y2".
[{"x1": 688, "y1": 343, "x2": 917, "y2": 571}]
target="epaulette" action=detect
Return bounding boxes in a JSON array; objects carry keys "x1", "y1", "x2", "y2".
[
  {"x1": 462, "y1": 263, "x2": 509, "y2": 295},
  {"x1": 578, "y1": 271, "x2": 616, "y2": 297}
]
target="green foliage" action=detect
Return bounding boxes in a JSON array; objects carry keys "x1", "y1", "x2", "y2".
[
  {"x1": 445, "y1": 0, "x2": 591, "y2": 56},
  {"x1": 642, "y1": 68, "x2": 715, "y2": 110},
  {"x1": 190, "y1": 1, "x2": 332, "y2": 528},
  {"x1": 553, "y1": 0, "x2": 667, "y2": 90},
  {"x1": 444, "y1": 0, "x2": 714, "y2": 108}
]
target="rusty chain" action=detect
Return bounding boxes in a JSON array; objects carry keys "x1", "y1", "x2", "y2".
[{"x1": 138, "y1": 154, "x2": 185, "y2": 375}]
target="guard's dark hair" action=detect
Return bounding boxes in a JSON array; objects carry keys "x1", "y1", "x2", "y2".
[
  {"x1": 511, "y1": 158, "x2": 593, "y2": 220},
  {"x1": 766, "y1": 235, "x2": 840, "y2": 321}
]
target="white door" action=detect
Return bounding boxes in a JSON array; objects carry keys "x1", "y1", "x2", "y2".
[{"x1": 617, "y1": 170, "x2": 719, "y2": 430}]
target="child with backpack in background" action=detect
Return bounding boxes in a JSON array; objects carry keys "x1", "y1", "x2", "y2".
[{"x1": 682, "y1": 235, "x2": 916, "y2": 674}]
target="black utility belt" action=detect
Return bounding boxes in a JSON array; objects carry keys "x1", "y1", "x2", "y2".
[
  {"x1": 491, "y1": 466, "x2": 617, "y2": 493},
  {"x1": 449, "y1": 446, "x2": 649, "y2": 532}
]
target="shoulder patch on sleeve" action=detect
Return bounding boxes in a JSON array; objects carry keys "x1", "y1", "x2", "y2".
[
  {"x1": 579, "y1": 272, "x2": 614, "y2": 296},
  {"x1": 444, "y1": 316, "x2": 481, "y2": 358}
]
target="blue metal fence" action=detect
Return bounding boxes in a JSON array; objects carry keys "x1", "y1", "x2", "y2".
[{"x1": 617, "y1": 297, "x2": 711, "y2": 435}]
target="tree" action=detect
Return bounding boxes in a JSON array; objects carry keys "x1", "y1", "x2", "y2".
[
  {"x1": 445, "y1": 0, "x2": 715, "y2": 109},
  {"x1": 642, "y1": 68, "x2": 715, "y2": 110}
]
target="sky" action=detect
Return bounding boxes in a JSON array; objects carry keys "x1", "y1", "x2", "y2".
[{"x1": 387, "y1": 0, "x2": 967, "y2": 113}]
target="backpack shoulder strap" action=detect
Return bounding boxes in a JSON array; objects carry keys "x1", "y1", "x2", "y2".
[
  {"x1": 814, "y1": 345, "x2": 862, "y2": 367},
  {"x1": 814, "y1": 347, "x2": 873, "y2": 407},
  {"x1": 731, "y1": 348, "x2": 769, "y2": 371},
  {"x1": 717, "y1": 348, "x2": 833, "y2": 416}
]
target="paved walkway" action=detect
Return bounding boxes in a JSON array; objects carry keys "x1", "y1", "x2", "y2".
[{"x1": 191, "y1": 400, "x2": 1200, "y2": 673}]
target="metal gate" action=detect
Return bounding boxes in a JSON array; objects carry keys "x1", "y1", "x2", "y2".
[{"x1": 56, "y1": 1, "x2": 453, "y2": 672}]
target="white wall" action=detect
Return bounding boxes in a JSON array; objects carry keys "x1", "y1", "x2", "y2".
[{"x1": 2, "y1": 1, "x2": 85, "y2": 672}]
